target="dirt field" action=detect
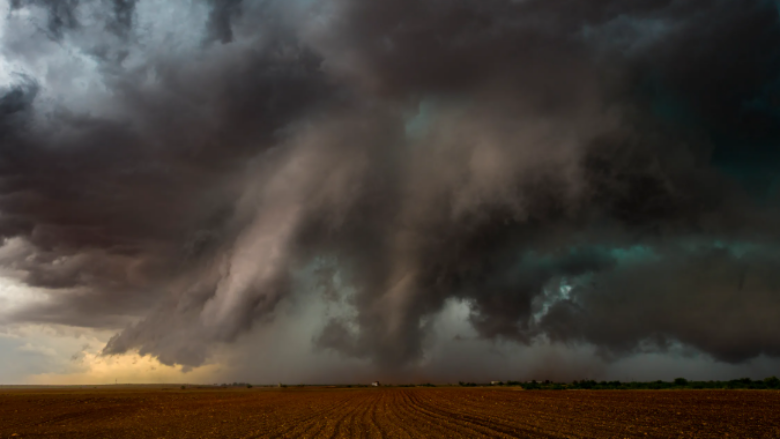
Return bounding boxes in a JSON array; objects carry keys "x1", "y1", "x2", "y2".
[{"x1": 1, "y1": 386, "x2": 778, "y2": 438}]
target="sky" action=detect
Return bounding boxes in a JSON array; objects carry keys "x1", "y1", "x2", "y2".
[{"x1": 1, "y1": 0, "x2": 780, "y2": 385}]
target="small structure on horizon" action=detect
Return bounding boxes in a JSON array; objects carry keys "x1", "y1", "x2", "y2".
[
  {"x1": 490, "y1": 381, "x2": 502, "y2": 386},
  {"x1": 371, "y1": 381, "x2": 381, "y2": 387}
]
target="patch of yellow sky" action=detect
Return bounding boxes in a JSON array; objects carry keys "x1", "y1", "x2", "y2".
[
  {"x1": 28, "y1": 351, "x2": 222, "y2": 385},
  {"x1": 0, "y1": 266, "x2": 223, "y2": 385}
]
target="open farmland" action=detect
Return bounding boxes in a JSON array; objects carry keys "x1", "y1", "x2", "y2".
[{"x1": 1, "y1": 386, "x2": 778, "y2": 438}]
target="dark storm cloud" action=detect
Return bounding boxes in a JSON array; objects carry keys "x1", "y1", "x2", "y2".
[
  {"x1": 10, "y1": 0, "x2": 81, "y2": 39},
  {"x1": 3, "y1": 0, "x2": 780, "y2": 374},
  {"x1": 206, "y1": 0, "x2": 243, "y2": 44},
  {"x1": 540, "y1": 246, "x2": 780, "y2": 363},
  {"x1": 0, "y1": 0, "x2": 331, "y2": 330},
  {"x1": 0, "y1": 77, "x2": 38, "y2": 137},
  {"x1": 105, "y1": 0, "x2": 136, "y2": 37}
]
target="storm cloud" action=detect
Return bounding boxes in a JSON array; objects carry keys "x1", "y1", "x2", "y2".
[{"x1": 1, "y1": 0, "x2": 780, "y2": 378}]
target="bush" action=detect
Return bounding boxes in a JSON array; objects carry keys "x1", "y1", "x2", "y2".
[{"x1": 523, "y1": 381, "x2": 540, "y2": 390}]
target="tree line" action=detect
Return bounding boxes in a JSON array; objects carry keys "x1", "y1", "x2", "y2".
[{"x1": 468, "y1": 377, "x2": 780, "y2": 390}]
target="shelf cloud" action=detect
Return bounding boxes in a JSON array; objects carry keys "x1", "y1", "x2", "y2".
[{"x1": 1, "y1": 0, "x2": 780, "y2": 378}]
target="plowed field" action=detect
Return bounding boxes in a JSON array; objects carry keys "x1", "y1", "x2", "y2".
[{"x1": 1, "y1": 387, "x2": 778, "y2": 438}]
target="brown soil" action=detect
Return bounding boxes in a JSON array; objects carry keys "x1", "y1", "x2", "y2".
[{"x1": 0, "y1": 387, "x2": 778, "y2": 438}]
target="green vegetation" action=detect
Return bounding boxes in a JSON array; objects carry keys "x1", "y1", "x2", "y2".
[
  {"x1": 205, "y1": 377, "x2": 780, "y2": 390},
  {"x1": 494, "y1": 377, "x2": 780, "y2": 390}
]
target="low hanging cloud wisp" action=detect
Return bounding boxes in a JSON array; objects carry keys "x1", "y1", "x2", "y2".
[{"x1": 0, "y1": 0, "x2": 779, "y2": 376}]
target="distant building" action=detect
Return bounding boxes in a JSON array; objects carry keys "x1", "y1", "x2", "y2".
[
  {"x1": 371, "y1": 381, "x2": 380, "y2": 387},
  {"x1": 491, "y1": 381, "x2": 502, "y2": 386}
]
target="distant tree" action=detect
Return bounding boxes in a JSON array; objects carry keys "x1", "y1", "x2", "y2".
[
  {"x1": 523, "y1": 380, "x2": 540, "y2": 390},
  {"x1": 674, "y1": 378, "x2": 688, "y2": 386}
]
